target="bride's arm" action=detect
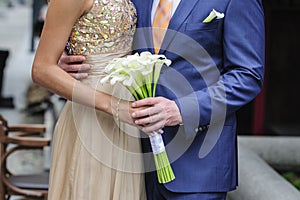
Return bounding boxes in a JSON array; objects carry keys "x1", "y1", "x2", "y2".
[{"x1": 32, "y1": 0, "x2": 114, "y2": 114}]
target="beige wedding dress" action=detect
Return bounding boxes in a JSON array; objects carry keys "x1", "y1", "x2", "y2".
[{"x1": 48, "y1": 0, "x2": 146, "y2": 199}]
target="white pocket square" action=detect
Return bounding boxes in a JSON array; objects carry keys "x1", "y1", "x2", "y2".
[{"x1": 203, "y1": 9, "x2": 224, "y2": 23}]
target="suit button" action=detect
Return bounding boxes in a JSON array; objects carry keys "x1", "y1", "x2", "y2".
[
  {"x1": 195, "y1": 126, "x2": 204, "y2": 133},
  {"x1": 195, "y1": 125, "x2": 209, "y2": 133}
]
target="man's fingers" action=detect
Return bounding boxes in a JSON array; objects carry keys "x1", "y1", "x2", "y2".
[
  {"x1": 141, "y1": 121, "x2": 165, "y2": 135},
  {"x1": 132, "y1": 98, "x2": 157, "y2": 107},
  {"x1": 134, "y1": 112, "x2": 164, "y2": 126},
  {"x1": 58, "y1": 53, "x2": 90, "y2": 80},
  {"x1": 60, "y1": 54, "x2": 86, "y2": 64},
  {"x1": 59, "y1": 54, "x2": 90, "y2": 72},
  {"x1": 60, "y1": 63, "x2": 91, "y2": 72},
  {"x1": 132, "y1": 107, "x2": 151, "y2": 118},
  {"x1": 132, "y1": 104, "x2": 162, "y2": 119}
]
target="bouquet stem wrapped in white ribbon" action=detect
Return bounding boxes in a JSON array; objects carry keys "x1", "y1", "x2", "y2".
[{"x1": 101, "y1": 51, "x2": 175, "y2": 183}]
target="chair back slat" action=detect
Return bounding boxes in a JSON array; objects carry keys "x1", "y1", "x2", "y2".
[{"x1": 0, "y1": 115, "x2": 48, "y2": 200}]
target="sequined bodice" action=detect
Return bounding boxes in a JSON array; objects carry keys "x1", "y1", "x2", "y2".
[{"x1": 66, "y1": 0, "x2": 137, "y2": 55}]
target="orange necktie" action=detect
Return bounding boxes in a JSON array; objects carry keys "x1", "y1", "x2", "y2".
[{"x1": 152, "y1": 0, "x2": 172, "y2": 54}]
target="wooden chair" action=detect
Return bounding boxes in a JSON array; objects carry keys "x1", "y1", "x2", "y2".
[{"x1": 0, "y1": 115, "x2": 50, "y2": 200}]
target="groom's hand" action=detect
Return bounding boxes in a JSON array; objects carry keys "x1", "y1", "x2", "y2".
[
  {"x1": 131, "y1": 97, "x2": 183, "y2": 134},
  {"x1": 58, "y1": 52, "x2": 91, "y2": 79}
]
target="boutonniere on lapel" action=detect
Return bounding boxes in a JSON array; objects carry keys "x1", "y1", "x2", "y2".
[{"x1": 203, "y1": 9, "x2": 225, "y2": 23}]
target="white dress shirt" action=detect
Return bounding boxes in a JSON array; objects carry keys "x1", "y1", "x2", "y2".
[{"x1": 151, "y1": 0, "x2": 181, "y2": 23}]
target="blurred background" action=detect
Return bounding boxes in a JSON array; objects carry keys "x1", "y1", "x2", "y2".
[
  {"x1": 0, "y1": 0, "x2": 299, "y2": 199},
  {"x1": 0, "y1": 1, "x2": 60, "y2": 199},
  {"x1": 0, "y1": 0, "x2": 51, "y2": 174}
]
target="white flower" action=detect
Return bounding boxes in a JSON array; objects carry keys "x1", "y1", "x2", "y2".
[
  {"x1": 101, "y1": 52, "x2": 170, "y2": 87},
  {"x1": 100, "y1": 51, "x2": 171, "y2": 99},
  {"x1": 101, "y1": 51, "x2": 175, "y2": 183},
  {"x1": 203, "y1": 9, "x2": 224, "y2": 23}
]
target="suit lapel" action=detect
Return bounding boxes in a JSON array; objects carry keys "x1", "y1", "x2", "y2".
[
  {"x1": 140, "y1": 0, "x2": 153, "y2": 28},
  {"x1": 133, "y1": 0, "x2": 154, "y2": 53},
  {"x1": 160, "y1": 0, "x2": 200, "y2": 54}
]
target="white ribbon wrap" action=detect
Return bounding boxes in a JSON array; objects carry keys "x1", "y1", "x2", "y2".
[{"x1": 149, "y1": 132, "x2": 165, "y2": 155}]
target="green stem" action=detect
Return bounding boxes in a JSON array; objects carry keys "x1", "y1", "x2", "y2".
[{"x1": 153, "y1": 151, "x2": 175, "y2": 183}]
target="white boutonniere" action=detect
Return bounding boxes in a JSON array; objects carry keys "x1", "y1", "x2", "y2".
[{"x1": 203, "y1": 9, "x2": 225, "y2": 23}]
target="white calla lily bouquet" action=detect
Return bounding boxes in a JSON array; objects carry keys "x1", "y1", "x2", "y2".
[{"x1": 100, "y1": 51, "x2": 175, "y2": 183}]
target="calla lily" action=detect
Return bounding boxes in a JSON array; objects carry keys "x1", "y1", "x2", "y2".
[
  {"x1": 203, "y1": 9, "x2": 225, "y2": 23},
  {"x1": 101, "y1": 51, "x2": 171, "y2": 98},
  {"x1": 100, "y1": 52, "x2": 175, "y2": 184}
]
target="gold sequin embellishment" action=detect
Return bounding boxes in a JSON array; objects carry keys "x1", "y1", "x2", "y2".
[{"x1": 66, "y1": 0, "x2": 137, "y2": 55}]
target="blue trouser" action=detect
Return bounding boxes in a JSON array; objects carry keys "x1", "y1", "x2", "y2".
[{"x1": 145, "y1": 172, "x2": 227, "y2": 200}]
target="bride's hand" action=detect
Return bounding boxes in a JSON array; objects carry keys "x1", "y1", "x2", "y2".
[
  {"x1": 111, "y1": 98, "x2": 162, "y2": 136},
  {"x1": 111, "y1": 98, "x2": 144, "y2": 127}
]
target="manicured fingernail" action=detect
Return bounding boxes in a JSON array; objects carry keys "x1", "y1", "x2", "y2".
[
  {"x1": 132, "y1": 102, "x2": 136, "y2": 107},
  {"x1": 132, "y1": 113, "x2": 136, "y2": 117}
]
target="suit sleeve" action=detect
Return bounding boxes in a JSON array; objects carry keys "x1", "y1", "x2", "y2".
[{"x1": 175, "y1": 0, "x2": 265, "y2": 139}]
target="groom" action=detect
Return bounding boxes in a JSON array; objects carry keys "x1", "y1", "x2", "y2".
[{"x1": 60, "y1": 0, "x2": 265, "y2": 199}]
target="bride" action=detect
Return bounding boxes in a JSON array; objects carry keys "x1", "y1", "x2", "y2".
[{"x1": 31, "y1": 0, "x2": 146, "y2": 199}]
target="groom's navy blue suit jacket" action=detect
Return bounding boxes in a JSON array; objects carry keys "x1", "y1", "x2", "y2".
[{"x1": 131, "y1": 0, "x2": 265, "y2": 193}]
